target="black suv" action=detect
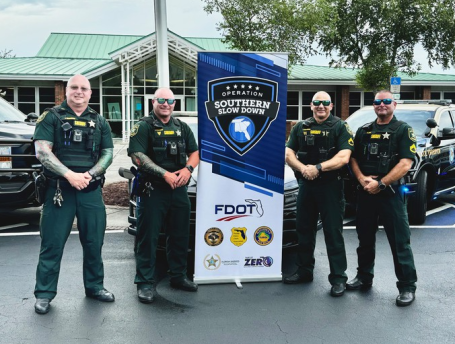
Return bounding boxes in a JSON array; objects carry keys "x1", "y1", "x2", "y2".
[
  {"x1": 345, "y1": 100, "x2": 455, "y2": 224},
  {"x1": 119, "y1": 115, "x2": 300, "y2": 251},
  {"x1": 0, "y1": 97, "x2": 41, "y2": 208}
]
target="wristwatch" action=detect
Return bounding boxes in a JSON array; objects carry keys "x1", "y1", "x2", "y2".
[
  {"x1": 315, "y1": 164, "x2": 323, "y2": 173},
  {"x1": 186, "y1": 165, "x2": 194, "y2": 173},
  {"x1": 377, "y1": 180, "x2": 387, "y2": 191}
]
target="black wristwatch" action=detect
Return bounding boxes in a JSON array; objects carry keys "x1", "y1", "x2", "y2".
[
  {"x1": 186, "y1": 165, "x2": 194, "y2": 173},
  {"x1": 377, "y1": 180, "x2": 387, "y2": 191},
  {"x1": 315, "y1": 164, "x2": 323, "y2": 173}
]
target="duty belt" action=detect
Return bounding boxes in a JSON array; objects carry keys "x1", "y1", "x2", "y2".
[{"x1": 46, "y1": 176, "x2": 103, "y2": 192}]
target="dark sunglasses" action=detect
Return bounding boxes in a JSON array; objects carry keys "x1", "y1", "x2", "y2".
[
  {"x1": 155, "y1": 98, "x2": 175, "y2": 105},
  {"x1": 373, "y1": 98, "x2": 393, "y2": 105},
  {"x1": 312, "y1": 100, "x2": 331, "y2": 106}
]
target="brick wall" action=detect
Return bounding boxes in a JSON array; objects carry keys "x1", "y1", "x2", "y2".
[{"x1": 55, "y1": 81, "x2": 65, "y2": 105}]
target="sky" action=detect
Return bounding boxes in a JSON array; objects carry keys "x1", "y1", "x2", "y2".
[{"x1": 0, "y1": 0, "x2": 453, "y2": 74}]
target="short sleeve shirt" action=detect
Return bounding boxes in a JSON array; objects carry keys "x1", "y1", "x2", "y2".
[
  {"x1": 353, "y1": 115, "x2": 416, "y2": 161},
  {"x1": 287, "y1": 114, "x2": 354, "y2": 154},
  {"x1": 128, "y1": 113, "x2": 198, "y2": 163},
  {"x1": 34, "y1": 100, "x2": 114, "y2": 150}
]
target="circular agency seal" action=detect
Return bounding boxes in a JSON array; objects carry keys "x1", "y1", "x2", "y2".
[
  {"x1": 254, "y1": 226, "x2": 274, "y2": 246},
  {"x1": 204, "y1": 254, "x2": 221, "y2": 270},
  {"x1": 204, "y1": 227, "x2": 224, "y2": 246}
]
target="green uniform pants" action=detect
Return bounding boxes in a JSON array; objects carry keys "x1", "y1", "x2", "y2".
[
  {"x1": 295, "y1": 177, "x2": 348, "y2": 285},
  {"x1": 134, "y1": 185, "x2": 191, "y2": 286},
  {"x1": 34, "y1": 184, "x2": 107, "y2": 299},
  {"x1": 355, "y1": 188, "x2": 417, "y2": 292}
]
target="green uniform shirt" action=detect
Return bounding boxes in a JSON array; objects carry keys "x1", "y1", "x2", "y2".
[
  {"x1": 287, "y1": 114, "x2": 354, "y2": 157},
  {"x1": 353, "y1": 115, "x2": 416, "y2": 162},
  {"x1": 34, "y1": 100, "x2": 113, "y2": 149},
  {"x1": 128, "y1": 113, "x2": 198, "y2": 169}
]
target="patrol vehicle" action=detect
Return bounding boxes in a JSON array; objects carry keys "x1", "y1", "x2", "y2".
[
  {"x1": 0, "y1": 97, "x2": 41, "y2": 208},
  {"x1": 345, "y1": 100, "x2": 455, "y2": 224},
  {"x1": 119, "y1": 115, "x2": 300, "y2": 252}
]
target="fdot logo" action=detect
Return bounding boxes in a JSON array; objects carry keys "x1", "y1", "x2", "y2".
[
  {"x1": 244, "y1": 256, "x2": 273, "y2": 267},
  {"x1": 215, "y1": 199, "x2": 263, "y2": 221}
]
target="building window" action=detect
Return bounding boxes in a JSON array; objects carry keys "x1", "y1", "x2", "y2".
[
  {"x1": 0, "y1": 86, "x2": 14, "y2": 103},
  {"x1": 444, "y1": 92, "x2": 455, "y2": 102}
]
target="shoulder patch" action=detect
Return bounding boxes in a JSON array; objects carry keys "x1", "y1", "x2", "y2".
[
  {"x1": 36, "y1": 111, "x2": 48, "y2": 124},
  {"x1": 344, "y1": 122, "x2": 353, "y2": 136},
  {"x1": 130, "y1": 123, "x2": 140, "y2": 137},
  {"x1": 408, "y1": 128, "x2": 416, "y2": 142}
]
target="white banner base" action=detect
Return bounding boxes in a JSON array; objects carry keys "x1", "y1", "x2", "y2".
[{"x1": 194, "y1": 274, "x2": 283, "y2": 285}]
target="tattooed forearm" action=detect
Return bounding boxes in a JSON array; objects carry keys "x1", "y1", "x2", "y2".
[
  {"x1": 130, "y1": 152, "x2": 166, "y2": 178},
  {"x1": 34, "y1": 140, "x2": 69, "y2": 177},
  {"x1": 88, "y1": 148, "x2": 113, "y2": 177}
]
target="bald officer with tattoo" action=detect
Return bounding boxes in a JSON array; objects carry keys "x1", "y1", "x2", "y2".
[
  {"x1": 128, "y1": 87, "x2": 199, "y2": 303},
  {"x1": 33, "y1": 74, "x2": 115, "y2": 314}
]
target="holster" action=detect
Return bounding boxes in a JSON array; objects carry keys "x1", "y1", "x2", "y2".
[{"x1": 33, "y1": 172, "x2": 47, "y2": 205}]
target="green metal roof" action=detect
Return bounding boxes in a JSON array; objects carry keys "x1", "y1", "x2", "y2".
[
  {"x1": 36, "y1": 33, "x2": 144, "y2": 59},
  {"x1": 0, "y1": 57, "x2": 112, "y2": 77},
  {"x1": 1, "y1": 32, "x2": 455, "y2": 82}
]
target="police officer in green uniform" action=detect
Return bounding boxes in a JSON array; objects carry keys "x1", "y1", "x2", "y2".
[
  {"x1": 348, "y1": 90, "x2": 417, "y2": 306},
  {"x1": 284, "y1": 91, "x2": 354, "y2": 297},
  {"x1": 128, "y1": 87, "x2": 199, "y2": 303},
  {"x1": 33, "y1": 74, "x2": 115, "y2": 314}
]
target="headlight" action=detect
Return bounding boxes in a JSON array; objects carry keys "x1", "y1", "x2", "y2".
[{"x1": 0, "y1": 146, "x2": 12, "y2": 169}]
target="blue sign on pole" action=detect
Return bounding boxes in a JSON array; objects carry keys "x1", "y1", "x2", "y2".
[{"x1": 391, "y1": 77, "x2": 401, "y2": 85}]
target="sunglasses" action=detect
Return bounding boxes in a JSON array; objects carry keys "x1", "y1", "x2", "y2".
[
  {"x1": 373, "y1": 98, "x2": 393, "y2": 105},
  {"x1": 155, "y1": 98, "x2": 175, "y2": 105},
  {"x1": 312, "y1": 100, "x2": 331, "y2": 106}
]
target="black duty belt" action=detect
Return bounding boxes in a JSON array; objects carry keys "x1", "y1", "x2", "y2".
[{"x1": 46, "y1": 177, "x2": 102, "y2": 192}]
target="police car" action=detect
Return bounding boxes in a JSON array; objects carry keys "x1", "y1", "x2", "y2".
[
  {"x1": 119, "y1": 115, "x2": 300, "y2": 252},
  {"x1": 345, "y1": 100, "x2": 455, "y2": 224},
  {"x1": 0, "y1": 97, "x2": 41, "y2": 208}
]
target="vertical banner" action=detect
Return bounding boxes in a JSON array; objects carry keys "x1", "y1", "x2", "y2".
[{"x1": 195, "y1": 52, "x2": 288, "y2": 284}]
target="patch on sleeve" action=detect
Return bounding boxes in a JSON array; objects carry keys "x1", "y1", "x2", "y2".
[
  {"x1": 410, "y1": 144, "x2": 416, "y2": 153},
  {"x1": 130, "y1": 123, "x2": 140, "y2": 137},
  {"x1": 36, "y1": 111, "x2": 48, "y2": 124},
  {"x1": 408, "y1": 128, "x2": 416, "y2": 142},
  {"x1": 348, "y1": 138, "x2": 354, "y2": 146},
  {"x1": 344, "y1": 122, "x2": 353, "y2": 136}
]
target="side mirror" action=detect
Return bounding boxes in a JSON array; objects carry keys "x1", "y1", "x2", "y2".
[
  {"x1": 441, "y1": 127, "x2": 455, "y2": 140},
  {"x1": 26, "y1": 112, "x2": 38, "y2": 122},
  {"x1": 426, "y1": 118, "x2": 437, "y2": 128}
]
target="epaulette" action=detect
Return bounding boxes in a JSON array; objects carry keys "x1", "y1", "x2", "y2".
[
  {"x1": 325, "y1": 116, "x2": 341, "y2": 127},
  {"x1": 361, "y1": 121, "x2": 374, "y2": 130},
  {"x1": 388, "y1": 120, "x2": 405, "y2": 132},
  {"x1": 302, "y1": 117, "x2": 315, "y2": 127}
]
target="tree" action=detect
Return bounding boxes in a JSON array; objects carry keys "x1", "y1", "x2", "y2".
[
  {"x1": 0, "y1": 49, "x2": 15, "y2": 58},
  {"x1": 203, "y1": 0, "x2": 455, "y2": 92},
  {"x1": 202, "y1": 0, "x2": 319, "y2": 68},
  {"x1": 317, "y1": 0, "x2": 455, "y2": 92}
]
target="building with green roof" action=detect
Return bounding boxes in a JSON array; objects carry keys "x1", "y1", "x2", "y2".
[{"x1": 1, "y1": 31, "x2": 455, "y2": 139}]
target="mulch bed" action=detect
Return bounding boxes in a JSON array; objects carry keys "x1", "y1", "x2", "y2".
[{"x1": 102, "y1": 181, "x2": 129, "y2": 207}]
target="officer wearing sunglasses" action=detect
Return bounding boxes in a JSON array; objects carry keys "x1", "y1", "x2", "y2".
[
  {"x1": 348, "y1": 90, "x2": 417, "y2": 307},
  {"x1": 284, "y1": 91, "x2": 354, "y2": 297},
  {"x1": 128, "y1": 87, "x2": 200, "y2": 303}
]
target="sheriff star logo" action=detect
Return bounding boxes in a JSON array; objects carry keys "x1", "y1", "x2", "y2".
[
  {"x1": 383, "y1": 132, "x2": 390, "y2": 139},
  {"x1": 176, "y1": 130, "x2": 181, "y2": 136},
  {"x1": 88, "y1": 120, "x2": 96, "y2": 128}
]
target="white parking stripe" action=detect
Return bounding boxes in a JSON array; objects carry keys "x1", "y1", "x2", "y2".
[{"x1": 0, "y1": 223, "x2": 29, "y2": 231}]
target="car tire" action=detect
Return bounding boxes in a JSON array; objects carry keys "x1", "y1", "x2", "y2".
[{"x1": 408, "y1": 170, "x2": 428, "y2": 225}]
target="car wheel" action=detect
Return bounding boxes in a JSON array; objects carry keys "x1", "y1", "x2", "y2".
[{"x1": 408, "y1": 170, "x2": 428, "y2": 225}]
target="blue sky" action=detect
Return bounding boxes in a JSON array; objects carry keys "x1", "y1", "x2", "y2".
[{"x1": 1, "y1": 0, "x2": 453, "y2": 74}]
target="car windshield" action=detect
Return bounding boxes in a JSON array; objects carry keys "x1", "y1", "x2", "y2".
[
  {"x1": 346, "y1": 108, "x2": 434, "y2": 137},
  {"x1": 0, "y1": 98, "x2": 27, "y2": 122}
]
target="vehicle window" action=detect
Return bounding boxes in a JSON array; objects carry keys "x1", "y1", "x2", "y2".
[
  {"x1": 0, "y1": 98, "x2": 27, "y2": 121},
  {"x1": 346, "y1": 108, "x2": 433, "y2": 137},
  {"x1": 438, "y1": 111, "x2": 454, "y2": 135}
]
